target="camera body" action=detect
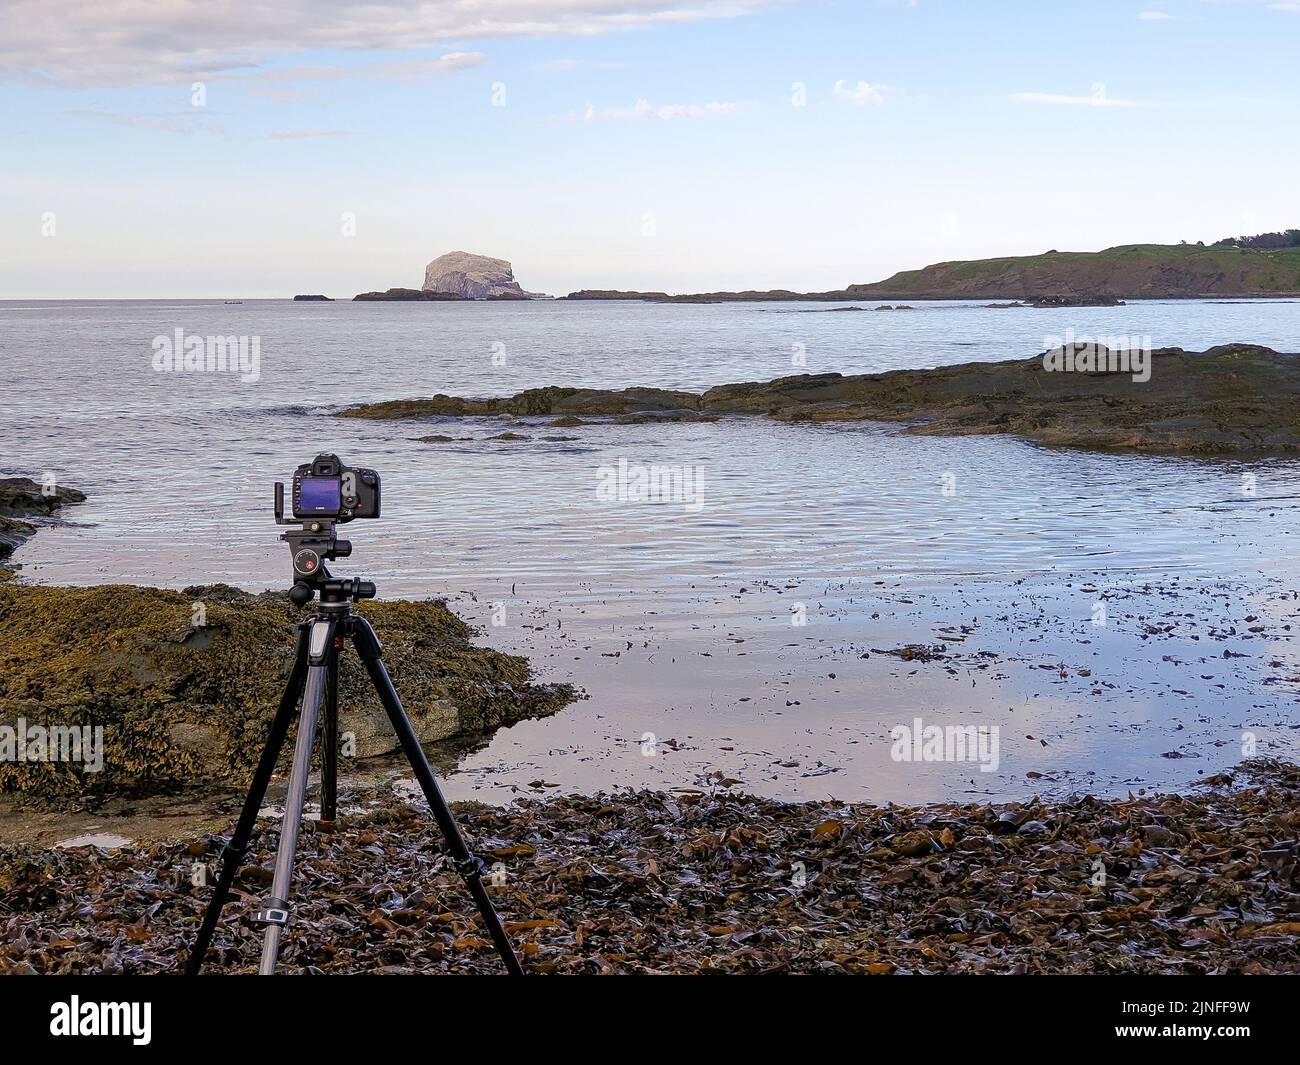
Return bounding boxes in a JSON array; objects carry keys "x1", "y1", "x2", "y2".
[
  {"x1": 275, "y1": 453, "x2": 381, "y2": 604},
  {"x1": 291, "y1": 453, "x2": 380, "y2": 523}
]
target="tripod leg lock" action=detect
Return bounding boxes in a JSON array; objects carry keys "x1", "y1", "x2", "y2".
[
  {"x1": 248, "y1": 896, "x2": 291, "y2": 928},
  {"x1": 219, "y1": 839, "x2": 250, "y2": 864},
  {"x1": 455, "y1": 855, "x2": 488, "y2": 881}
]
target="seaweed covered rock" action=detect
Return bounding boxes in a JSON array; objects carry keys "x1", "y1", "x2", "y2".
[
  {"x1": 0, "y1": 477, "x2": 85, "y2": 519},
  {"x1": 0, "y1": 477, "x2": 86, "y2": 568},
  {"x1": 340, "y1": 345, "x2": 1300, "y2": 454},
  {"x1": 0, "y1": 582, "x2": 574, "y2": 802},
  {"x1": 340, "y1": 385, "x2": 700, "y2": 421}
]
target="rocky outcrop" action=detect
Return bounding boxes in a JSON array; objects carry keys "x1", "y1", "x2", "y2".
[
  {"x1": 422, "y1": 251, "x2": 545, "y2": 299},
  {"x1": 293, "y1": 294, "x2": 332, "y2": 301},
  {"x1": 0, "y1": 479, "x2": 85, "y2": 570},
  {"x1": 0, "y1": 582, "x2": 575, "y2": 802},
  {"x1": 0, "y1": 478, "x2": 84, "y2": 520},
  {"x1": 1026, "y1": 294, "x2": 1124, "y2": 308},
  {"x1": 341, "y1": 384, "x2": 702, "y2": 421},
  {"x1": 564, "y1": 288, "x2": 849, "y2": 303},
  {"x1": 339, "y1": 344, "x2": 1300, "y2": 454},
  {"x1": 353, "y1": 288, "x2": 465, "y2": 302}
]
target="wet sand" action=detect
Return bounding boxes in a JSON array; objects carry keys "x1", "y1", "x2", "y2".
[{"x1": 436, "y1": 568, "x2": 1300, "y2": 805}]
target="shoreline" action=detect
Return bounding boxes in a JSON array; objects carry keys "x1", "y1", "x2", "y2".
[{"x1": 6, "y1": 562, "x2": 1295, "y2": 833}]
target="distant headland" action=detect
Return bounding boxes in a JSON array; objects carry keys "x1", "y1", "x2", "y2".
[
  {"x1": 566, "y1": 231, "x2": 1300, "y2": 303},
  {"x1": 308, "y1": 230, "x2": 1300, "y2": 304}
]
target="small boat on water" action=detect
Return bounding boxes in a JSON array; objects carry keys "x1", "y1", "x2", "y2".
[{"x1": 224, "y1": 300, "x2": 243, "y2": 305}]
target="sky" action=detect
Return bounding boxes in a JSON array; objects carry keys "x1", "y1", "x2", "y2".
[{"x1": 2, "y1": 0, "x2": 1298, "y2": 298}]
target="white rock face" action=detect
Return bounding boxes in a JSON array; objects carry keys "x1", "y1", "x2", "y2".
[{"x1": 421, "y1": 251, "x2": 542, "y2": 298}]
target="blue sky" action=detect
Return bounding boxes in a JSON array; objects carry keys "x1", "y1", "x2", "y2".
[{"x1": 2, "y1": 0, "x2": 1298, "y2": 297}]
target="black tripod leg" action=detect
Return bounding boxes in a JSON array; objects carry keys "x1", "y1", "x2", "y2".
[
  {"x1": 350, "y1": 616, "x2": 524, "y2": 976},
  {"x1": 184, "y1": 623, "x2": 310, "y2": 975},
  {"x1": 321, "y1": 641, "x2": 339, "y2": 825}
]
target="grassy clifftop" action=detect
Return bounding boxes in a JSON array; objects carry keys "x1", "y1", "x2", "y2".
[{"x1": 849, "y1": 243, "x2": 1300, "y2": 299}]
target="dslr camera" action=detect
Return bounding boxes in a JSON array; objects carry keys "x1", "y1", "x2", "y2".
[
  {"x1": 275, "y1": 453, "x2": 381, "y2": 604},
  {"x1": 290, "y1": 452, "x2": 380, "y2": 523}
]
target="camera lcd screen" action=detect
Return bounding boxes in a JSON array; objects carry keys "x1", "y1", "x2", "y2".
[{"x1": 298, "y1": 476, "x2": 341, "y2": 513}]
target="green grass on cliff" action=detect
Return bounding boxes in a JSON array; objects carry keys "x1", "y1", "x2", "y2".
[{"x1": 858, "y1": 242, "x2": 1300, "y2": 296}]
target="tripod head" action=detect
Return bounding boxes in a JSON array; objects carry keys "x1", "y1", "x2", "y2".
[{"x1": 274, "y1": 458, "x2": 379, "y2": 607}]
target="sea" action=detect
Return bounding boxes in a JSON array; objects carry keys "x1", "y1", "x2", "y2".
[{"x1": 3, "y1": 297, "x2": 1299, "y2": 803}]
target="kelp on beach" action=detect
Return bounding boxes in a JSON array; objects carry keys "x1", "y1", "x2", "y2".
[{"x1": 2, "y1": 761, "x2": 1297, "y2": 974}]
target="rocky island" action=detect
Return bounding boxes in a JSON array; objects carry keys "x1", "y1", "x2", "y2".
[{"x1": 355, "y1": 251, "x2": 547, "y2": 301}]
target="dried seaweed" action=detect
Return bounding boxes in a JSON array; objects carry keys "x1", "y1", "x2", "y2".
[{"x1": 1, "y1": 761, "x2": 1297, "y2": 974}]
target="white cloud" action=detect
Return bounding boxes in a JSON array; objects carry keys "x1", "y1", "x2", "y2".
[
  {"x1": 260, "y1": 129, "x2": 353, "y2": 140},
  {"x1": 1267, "y1": 2, "x2": 1300, "y2": 10},
  {"x1": 217, "y1": 51, "x2": 487, "y2": 85},
  {"x1": 0, "y1": 1, "x2": 789, "y2": 88},
  {"x1": 580, "y1": 98, "x2": 746, "y2": 121},
  {"x1": 832, "y1": 79, "x2": 885, "y2": 106},
  {"x1": 245, "y1": 86, "x2": 321, "y2": 102},
  {"x1": 69, "y1": 107, "x2": 353, "y2": 139},
  {"x1": 1011, "y1": 91, "x2": 1158, "y2": 109},
  {"x1": 1138, "y1": 10, "x2": 1175, "y2": 18},
  {"x1": 67, "y1": 109, "x2": 227, "y2": 135}
]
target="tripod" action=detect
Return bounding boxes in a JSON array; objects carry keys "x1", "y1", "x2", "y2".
[{"x1": 184, "y1": 577, "x2": 523, "y2": 975}]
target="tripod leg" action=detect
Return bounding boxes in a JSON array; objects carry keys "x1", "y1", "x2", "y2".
[
  {"x1": 185, "y1": 623, "x2": 310, "y2": 976},
  {"x1": 321, "y1": 642, "x2": 339, "y2": 825},
  {"x1": 256, "y1": 617, "x2": 336, "y2": 974},
  {"x1": 350, "y1": 616, "x2": 524, "y2": 976}
]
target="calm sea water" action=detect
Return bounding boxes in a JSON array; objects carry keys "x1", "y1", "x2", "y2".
[{"x1": 3, "y1": 298, "x2": 1299, "y2": 802}]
